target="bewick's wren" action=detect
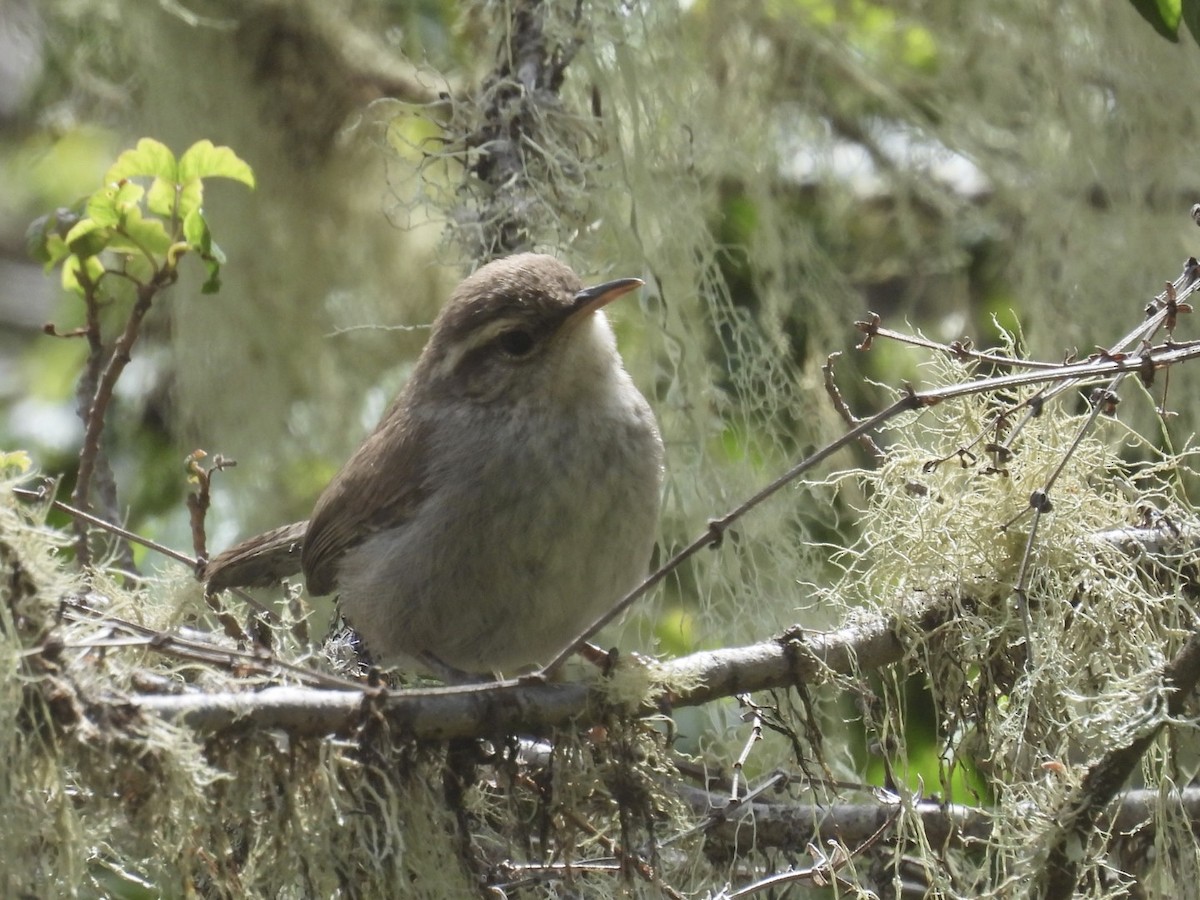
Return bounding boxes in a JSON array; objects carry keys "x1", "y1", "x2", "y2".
[{"x1": 204, "y1": 253, "x2": 664, "y2": 676}]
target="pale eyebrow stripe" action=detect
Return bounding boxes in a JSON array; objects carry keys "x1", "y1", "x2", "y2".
[{"x1": 429, "y1": 314, "x2": 525, "y2": 381}]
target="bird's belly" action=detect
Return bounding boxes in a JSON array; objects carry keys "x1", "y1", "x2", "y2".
[{"x1": 335, "y1": 405, "x2": 661, "y2": 674}]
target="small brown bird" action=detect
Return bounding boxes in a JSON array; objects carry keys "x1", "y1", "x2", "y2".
[{"x1": 204, "y1": 253, "x2": 664, "y2": 677}]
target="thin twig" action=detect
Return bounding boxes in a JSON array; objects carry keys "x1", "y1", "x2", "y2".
[
  {"x1": 72, "y1": 268, "x2": 178, "y2": 562},
  {"x1": 902, "y1": 257, "x2": 1200, "y2": 476},
  {"x1": 15, "y1": 485, "x2": 196, "y2": 568},
  {"x1": 71, "y1": 264, "x2": 106, "y2": 566},
  {"x1": 821, "y1": 352, "x2": 885, "y2": 461},
  {"x1": 544, "y1": 336, "x2": 1200, "y2": 676},
  {"x1": 1005, "y1": 375, "x2": 1130, "y2": 669},
  {"x1": 721, "y1": 799, "x2": 899, "y2": 898},
  {"x1": 60, "y1": 601, "x2": 363, "y2": 691},
  {"x1": 996, "y1": 258, "x2": 1199, "y2": 455},
  {"x1": 730, "y1": 694, "x2": 764, "y2": 803},
  {"x1": 185, "y1": 450, "x2": 236, "y2": 564},
  {"x1": 857, "y1": 317, "x2": 1064, "y2": 371},
  {"x1": 14, "y1": 484, "x2": 277, "y2": 620},
  {"x1": 549, "y1": 804, "x2": 688, "y2": 900}
]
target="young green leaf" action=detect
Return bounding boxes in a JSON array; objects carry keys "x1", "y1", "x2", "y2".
[
  {"x1": 183, "y1": 209, "x2": 226, "y2": 294},
  {"x1": 182, "y1": 208, "x2": 210, "y2": 252},
  {"x1": 1127, "y1": 0, "x2": 1181, "y2": 40},
  {"x1": 25, "y1": 208, "x2": 80, "y2": 267},
  {"x1": 38, "y1": 233, "x2": 70, "y2": 270},
  {"x1": 112, "y1": 206, "x2": 174, "y2": 259},
  {"x1": 61, "y1": 254, "x2": 105, "y2": 295},
  {"x1": 146, "y1": 176, "x2": 179, "y2": 219},
  {"x1": 64, "y1": 218, "x2": 113, "y2": 259},
  {"x1": 86, "y1": 181, "x2": 146, "y2": 228},
  {"x1": 178, "y1": 140, "x2": 255, "y2": 188},
  {"x1": 104, "y1": 138, "x2": 178, "y2": 183},
  {"x1": 200, "y1": 254, "x2": 224, "y2": 294},
  {"x1": 176, "y1": 178, "x2": 204, "y2": 222}
]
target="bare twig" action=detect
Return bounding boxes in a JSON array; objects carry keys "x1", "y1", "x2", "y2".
[
  {"x1": 184, "y1": 450, "x2": 236, "y2": 565},
  {"x1": 70, "y1": 264, "x2": 107, "y2": 566},
  {"x1": 14, "y1": 483, "x2": 276, "y2": 621},
  {"x1": 993, "y1": 257, "x2": 1198, "y2": 455},
  {"x1": 676, "y1": 784, "x2": 1200, "y2": 860},
  {"x1": 182, "y1": 450, "x2": 254, "y2": 641},
  {"x1": 857, "y1": 316, "x2": 1063, "y2": 371},
  {"x1": 730, "y1": 695, "x2": 764, "y2": 802},
  {"x1": 60, "y1": 601, "x2": 363, "y2": 691},
  {"x1": 14, "y1": 484, "x2": 195, "y2": 569},
  {"x1": 897, "y1": 257, "x2": 1200, "y2": 477},
  {"x1": 821, "y1": 352, "x2": 885, "y2": 461},
  {"x1": 72, "y1": 268, "x2": 178, "y2": 564}
]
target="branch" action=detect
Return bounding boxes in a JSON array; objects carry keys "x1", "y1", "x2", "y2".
[
  {"x1": 89, "y1": 513, "x2": 1200, "y2": 740},
  {"x1": 72, "y1": 269, "x2": 176, "y2": 562},
  {"x1": 127, "y1": 589, "x2": 933, "y2": 738},
  {"x1": 677, "y1": 785, "x2": 1200, "y2": 857},
  {"x1": 1033, "y1": 622, "x2": 1200, "y2": 900},
  {"x1": 459, "y1": 0, "x2": 587, "y2": 259}
]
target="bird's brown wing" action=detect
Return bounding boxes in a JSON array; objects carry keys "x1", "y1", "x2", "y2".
[
  {"x1": 301, "y1": 399, "x2": 433, "y2": 595},
  {"x1": 204, "y1": 520, "x2": 308, "y2": 592}
]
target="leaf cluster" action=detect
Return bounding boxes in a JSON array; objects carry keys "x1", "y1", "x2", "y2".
[{"x1": 24, "y1": 138, "x2": 254, "y2": 296}]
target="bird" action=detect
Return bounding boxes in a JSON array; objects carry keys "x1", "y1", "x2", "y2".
[{"x1": 203, "y1": 252, "x2": 664, "y2": 677}]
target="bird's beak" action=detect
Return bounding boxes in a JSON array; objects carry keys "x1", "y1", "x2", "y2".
[{"x1": 569, "y1": 277, "x2": 644, "y2": 321}]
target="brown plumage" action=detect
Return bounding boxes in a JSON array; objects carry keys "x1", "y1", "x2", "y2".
[{"x1": 204, "y1": 253, "x2": 663, "y2": 675}]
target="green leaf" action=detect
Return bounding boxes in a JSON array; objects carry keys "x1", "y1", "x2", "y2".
[
  {"x1": 183, "y1": 209, "x2": 226, "y2": 293},
  {"x1": 112, "y1": 206, "x2": 173, "y2": 258},
  {"x1": 115, "y1": 179, "x2": 146, "y2": 209},
  {"x1": 40, "y1": 233, "x2": 70, "y2": 270},
  {"x1": 24, "y1": 213, "x2": 51, "y2": 257},
  {"x1": 146, "y1": 176, "x2": 178, "y2": 218},
  {"x1": 64, "y1": 218, "x2": 112, "y2": 258},
  {"x1": 61, "y1": 254, "x2": 105, "y2": 295},
  {"x1": 61, "y1": 257, "x2": 82, "y2": 295},
  {"x1": 200, "y1": 255, "x2": 223, "y2": 294},
  {"x1": 105, "y1": 138, "x2": 178, "y2": 182},
  {"x1": 177, "y1": 178, "x2": 204, "y2": 221},
  {"x1": 1128, "y1": 0, "x2": 1181, "y2": 39},
  {"x1": 178, "y1": 140, "x2": 255, "y2": 187},
  {"x1": 182, "y1": 208, "x2": 211, "y2": 252},
  {"x1": 31, "y1": 139, "x2": 249, "y2": 300},
  {"x1": 85, "y1": 189, "x2": 119, "y2": 227},
  {"x1": 86, "y1": 180, "x2": 145, "y2": 227},
  {"x1": 24, "y1": 210, "x2": 86, "y2": 266},
  {"x1": 25, "y1": 208, "x2": 80, "y2": 266}
]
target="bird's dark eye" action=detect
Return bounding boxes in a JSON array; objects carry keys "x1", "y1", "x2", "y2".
[{"x1": 497, "y1": 329, "x2": 535, "y2": 357}]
